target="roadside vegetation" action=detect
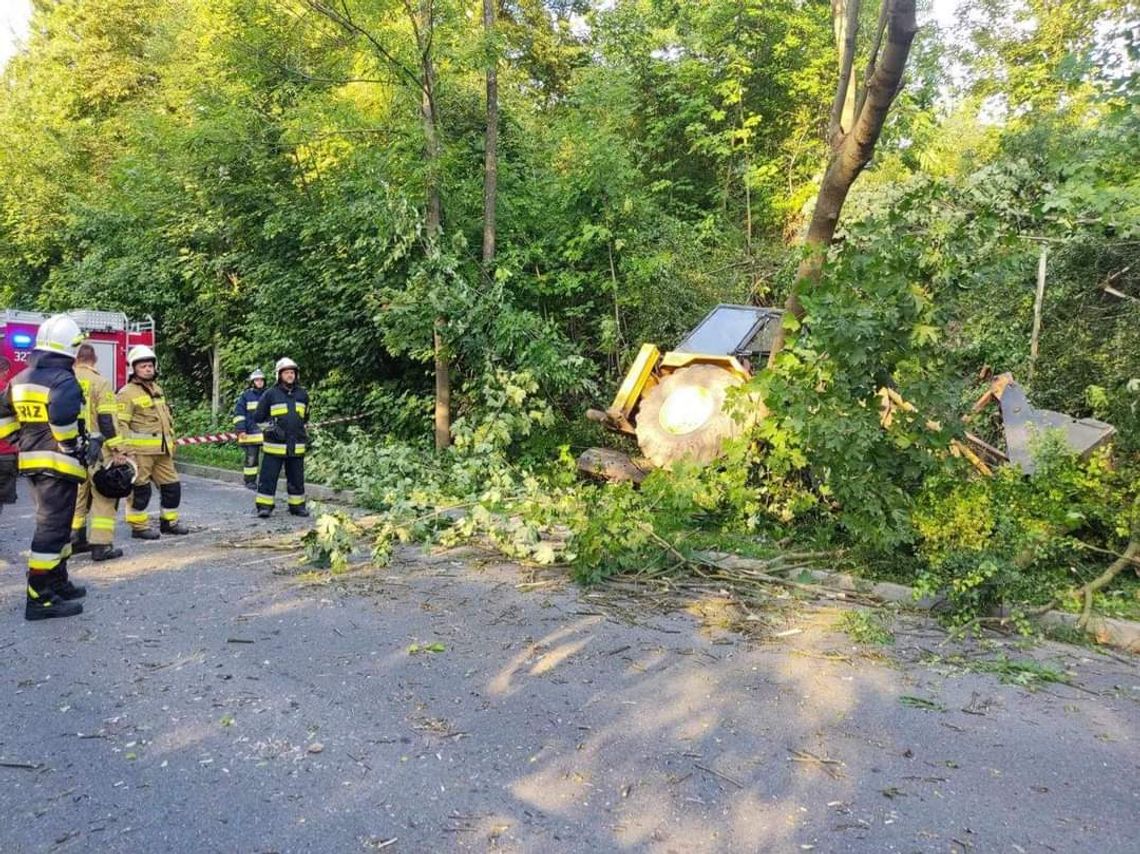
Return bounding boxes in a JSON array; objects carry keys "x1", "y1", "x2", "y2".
[{"x1": 2, "y1": 1, "x2": 1138, "y2": 634}]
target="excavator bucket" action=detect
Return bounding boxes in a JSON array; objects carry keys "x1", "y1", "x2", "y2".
[{"x1": 967, "y1": 373, "x2": 1116, "y2": 474}]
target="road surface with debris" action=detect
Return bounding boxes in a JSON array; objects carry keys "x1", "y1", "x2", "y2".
[{"x1": 0, "y1": 475, "x2": 1137, "y2": 852}]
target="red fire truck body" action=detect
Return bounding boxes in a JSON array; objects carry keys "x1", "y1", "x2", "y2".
[{"x1": 1, "y1": 309, "x2": 156, "y2": 390}]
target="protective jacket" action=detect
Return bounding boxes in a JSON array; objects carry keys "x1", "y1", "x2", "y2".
[
  {"x1": 233, "y1": 386, "x2": 264, "y2": 444},
  {"x1": 75, "y1": 362, "x2": 122, "y2": 457},
  {"x1": 254, "y1": 382, "x2": 309, "y2": 457},
  {"x1": 116, "y1": 378, "x2": 176, "y2": 456},
  {"x1": 0, "y1": 351, "x2": 86, "y2": 481}
]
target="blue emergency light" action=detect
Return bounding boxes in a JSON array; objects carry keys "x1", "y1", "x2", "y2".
[{"x1": 10, "y1": 332, "x2": 33, "y2": 349}]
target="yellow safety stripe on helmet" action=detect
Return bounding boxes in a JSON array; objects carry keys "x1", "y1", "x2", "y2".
[
  {"x1": 52, "y1": 422, "x2": 80, "y2": 441},
  {"x1": 287, "y1": 495, "x2": 306, "y2": 505},
  {"x1": 12, "y1": 384, "x2": 50, "y2": 403},
  {"x1": 125, "y1": 511, "x2": 149, "y2": 524},
  {"x1": 18, "y1": 451, "x2": 86, "y2": 479},
  {"x1": 269, "y1": 404, "x2": 289, "y2": 416},
  {"x1": 0, "y1": 417, "x2": 18, "y2": 438},
  {"x1": 263, "y1": 443, "x2": 286, "y2": 456},
  {"x1": 255, "y1": 494, "x2": 274, "y2": 506},
  {"x1": 28, "y1": 551, "x2": 62, "y2": 570},
  {"x1": 160, "y1": 510, "x2": 178, "y2": 521},
  {"x1": 91, "y1": 517, "x2": 116, "y2": 530},
  {"x1": 296, "y1": 403, "x2": 307, "y2": 418}
]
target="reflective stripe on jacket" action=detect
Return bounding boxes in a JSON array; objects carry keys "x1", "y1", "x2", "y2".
[
  {"x1": 0, "y1": 351, "x2": 86, "y2": 482},
  {"x1": 76, "y1": 362, "x2": 122, "y2": 449},
  {"x1": 233, "y1": 386, "x2": 264, "y2": 444},
  {"x1": 116, "y1": 379, "x2": 175, "y2": 456},
  {"x1": 253, "y1": 383, "x2": 309, "y2": 457}
]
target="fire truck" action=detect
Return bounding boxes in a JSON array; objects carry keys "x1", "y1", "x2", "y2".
[{"x1": 1, "y1": 309, "x2": 156, "y2": 390}]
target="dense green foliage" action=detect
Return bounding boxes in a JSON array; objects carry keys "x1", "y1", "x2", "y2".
[{"x1": 3, "y1": 0, "x2": 1139, "y2": 628}]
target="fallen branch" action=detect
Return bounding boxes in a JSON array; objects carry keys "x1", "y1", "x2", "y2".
[{"x1": 1077, "y1": 539, "x2": 1140, "y2": 630}]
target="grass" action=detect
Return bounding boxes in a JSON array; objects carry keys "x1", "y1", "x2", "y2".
[{"x1": 176, "y1": 443, "x2": 243, "y2": 471}]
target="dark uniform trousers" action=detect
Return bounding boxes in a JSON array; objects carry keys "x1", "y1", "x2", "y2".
[
  {"x1": 243, "y1": 444, "x2": 261, "y2": 487},
  {"x1": 29, "y1": 475, "x2": 79, "y2": 579},
  {"x1": 257, "y1": 455, "x2": 305, "y2": 509}
]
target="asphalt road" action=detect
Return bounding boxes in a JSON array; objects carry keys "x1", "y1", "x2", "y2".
[{"x1": 0, "y1": 475, "x2": 1137, "y2": 853}]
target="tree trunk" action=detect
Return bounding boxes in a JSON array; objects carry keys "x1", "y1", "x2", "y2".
[
  {"x1": 769, "y1": 0, "x2": 918, "y2": 364},
  {"x1": 482, "y1": 0, "x2": 498, "y2": 270},
  {"x1": 407, "y1": 0, "x2": 450, "y2": 451}
]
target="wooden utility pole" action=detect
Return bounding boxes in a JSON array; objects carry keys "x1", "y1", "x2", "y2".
[
  {"x1": 1028, "y1": 245, "x2": 1047, "y2": 382},
  {"x1": 211, "y1": 338, "x2": 221, "y2": 419}
]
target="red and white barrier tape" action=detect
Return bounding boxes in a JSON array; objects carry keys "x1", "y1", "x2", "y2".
[{"x1": 173, "y1": 413, "x2": 365, "y2": 447}]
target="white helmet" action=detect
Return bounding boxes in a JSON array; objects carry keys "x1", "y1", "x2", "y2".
[
  {"x1": 249, "y1": 369, "x2": 265, "y2": 382},
  {"x1": 127, "y1": 344, "x2": 158, "y2": 375},
  {"x1": 275, "y1": 357, "x2": 299, "y2": 380},
  {"x1": 34, "y1": 314, "x2": 85, "y2": 359}
]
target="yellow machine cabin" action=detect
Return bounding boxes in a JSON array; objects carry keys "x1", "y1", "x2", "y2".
[{"x1": 585, "y1": 304, "x2": 783, "y2": 470}]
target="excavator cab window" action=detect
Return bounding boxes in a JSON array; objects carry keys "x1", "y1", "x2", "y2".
[{"x1": 674, "y1": 304, "x2": 783, "y2": 359}]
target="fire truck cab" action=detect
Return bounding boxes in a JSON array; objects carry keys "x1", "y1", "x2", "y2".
[{"x1": 1, "y1": 309, "x2": 156, "y2": 390}]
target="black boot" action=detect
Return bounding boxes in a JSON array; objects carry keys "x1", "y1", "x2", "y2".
[
  {"x1": 91, "y1": 544, "x2": 123, "y2": 562},
  {"x1": 244, "y1": 480, "x2": 257, "y2": 491},
  {"x1": 70, "y1": 530, "x2": 92, "y2": 554},
  {"x1": 25, "y1": 580, "x2": 83, "y2": 621},
  {"x1": 160, "y1": 519, "x2": 190, "y2": 535},
  {"x1": 51, "y1": 564, "x2": 86, "y2": 600},
  {"x1": 256, "y1": 506, "x2": 272, "y2": 518},
  {"x1": 132, "y1": 527, "x2": 160, "y2": 540},
  {"x1": 288, "y1": 505, "x2": 310, "y2": 518}
]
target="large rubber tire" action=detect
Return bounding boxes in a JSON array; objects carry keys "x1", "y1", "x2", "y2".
[{"x1": 635, "y1": 365, "x2": 747, "y2": 468}]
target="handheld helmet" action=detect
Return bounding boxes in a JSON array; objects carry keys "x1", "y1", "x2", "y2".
[
  {"x1": 35, "y1": 314, "x2": 85, "y2": 359},
  {"x1": 92, "y1": 458, "x2": 138, "y2": 499}
]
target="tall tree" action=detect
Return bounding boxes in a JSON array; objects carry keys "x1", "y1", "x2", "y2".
[
  {"x1": 482, "y1": 0, "x2": 498, "y2": 271},
  {"x1": 305, "y1": 0, "x2": 451, "y2": 449},
  {"x1": 769, "y1": 0, "x2": 918, "y2": 361}
]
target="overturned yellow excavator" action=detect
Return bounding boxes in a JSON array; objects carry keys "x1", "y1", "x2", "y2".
[
  {"x1": 582, "y1": 304, "x2": 783, "y2": 474},
  {"x1": 580, "y1": 304, "x2": 1119, "y2": 481}
]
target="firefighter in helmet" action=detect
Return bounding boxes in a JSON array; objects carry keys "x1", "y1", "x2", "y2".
[
  {"x1": 233, "y1": 368, "x2": 266, "y2": 489},
  {"x1": 70, "y1": 343, "x2": 128, "y2": 561},
  {"x1": 116, "y1": 345, "x2": 191, "y2": 538},
  {"x1": 253, "y1": 357, "x2": 309, "y2": 518},
  {"x1": 0, "y1": 314, "x2": 89, "y2": 620}
]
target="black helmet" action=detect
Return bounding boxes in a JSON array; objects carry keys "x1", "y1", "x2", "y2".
[{"x1": 93, "y1": 460, "x2": 137, "y2": 499}]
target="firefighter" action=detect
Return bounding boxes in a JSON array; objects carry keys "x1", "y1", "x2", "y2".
[
  {"x1": 233, "y1": 369, "x2": 266, "y2": 489},
  {"x1": 70, "y1": 343, "x2": 126, "y2": 561},
  {"x1": 253, "y1": 357, "x2": 309, "y2": 518},
  {"x1": 0, "y1": 315, "x2": 88, "y2": 620},
  {"x1": 0, "y1": 355, "x2": 17, "y2": 515},
  {"x1": 117, "y1": 345, "x2": 190, "y2": 539}
]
